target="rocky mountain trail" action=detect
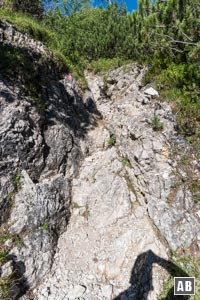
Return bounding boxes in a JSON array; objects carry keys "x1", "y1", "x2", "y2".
[
  {"x1": 28, "y1": 65, "x2": 200, "y2": 300},
  {"x1": 0, "y1": 20, "x2": 199, "y2": 300},
  {"x1": 0, "y1": 20, "x2": 102, "y2": 299}
]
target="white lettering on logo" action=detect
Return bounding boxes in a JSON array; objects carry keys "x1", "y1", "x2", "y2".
[
  {"x1": 185, "y1": 281, "x2": 192, "y2": 291},
  {"x1": 177, "y1": 281, "x2": 184, "y2": 292}
]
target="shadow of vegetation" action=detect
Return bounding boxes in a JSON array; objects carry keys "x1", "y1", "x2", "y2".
[
  {"x1": 45, "y1": 79, "x2": 102, "y2": 139},
  {"x1": 114, "y1": 250, "x2": 190, "y2": 300}
]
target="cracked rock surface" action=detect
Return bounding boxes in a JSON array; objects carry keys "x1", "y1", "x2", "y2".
[
  {"x1": 0, "y1": 21, "x2": 100, "y2": 299},
  {"x1": 31, "y1": 66, "x2": 199, "y2": 300},
  {"x1": 0, "y1": 21, "x2": 199, "y2": 300}
]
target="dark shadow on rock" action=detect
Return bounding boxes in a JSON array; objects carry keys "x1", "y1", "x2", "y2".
[
  {"x1": 0, "y1": 42, "x2": 102, "y2": 185},
  {"x1": 113, "y1": 250, "x2": 190, "y2": 300},
  {"x1": 4, "y1": 255, "x2": 29, "y2": 299},
  {"x1": 0, "y1": 26, "x2": 102, "y2": 300},
  {"x1": 45, "y1": 80, "x2": 102, "y2": 139},
  {"x1": 0, "y1": 42, "x2": 101, "y2": 140},
  {"x1": 0, "y1": 89, "x2": 15, "y2": 102}
]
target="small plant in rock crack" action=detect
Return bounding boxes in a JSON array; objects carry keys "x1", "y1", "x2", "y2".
[
  {"x1": 72, "y1": 202, "x2": 81, "y2": 209},
  {"x1": 5, "y1": 192, "x2": 14, "y2": 202},
  {"x1": 107, "y1": 134, "x2": 116, "y2": 147},
  {"x1": 82, "y1": 204, "x2": 90, "y2": 220},
  {"x1": 0, "y1": 234, "x2": 10, "y2": 243},
  {"x1": 196, "y1": 153, "x2": 200, "y2": 160},
  {"x1": 180, "y1": 154, "x2": 189, "y2": 165},
  {"x1": 13, "y1": 172, "x2": 22, "y2": 190},
  {"x1": 193, "y1": 192, "x2": 200, "y2": 203},
  {"x1": 171, "y1": 182, "x2": 180, "y2": 189},
  {"x1": 0, "y1": 274, "x2": 17, "y2": 300},
  {"x1": 41, "y1": 221, "x2": 49, "y2": 231},
  {"x1": 102, "y1": 75, "x2": 109, "y2": 94},
  {"x1": 92, "y1": 176, "x2": 96, "y2": 183},
  {"x1": 12, "y1": 234, "x2": 24, "y2": 248},
  {"x1": 1, "y1": 233, "x2": 23, "y2": 248},
  {"x1": 0, "y1": 251, "x2": 8, "y2": 266},
  {"x1": 190, "y1": 180, "x2": 200, "y2": 203},
  {"x1": 152, "y1": 115, "x2": 164, "y2": 131},
  {"x1": 121, "y1": 156, "x2": 130, "y2": 167}
]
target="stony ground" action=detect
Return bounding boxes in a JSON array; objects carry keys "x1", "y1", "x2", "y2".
[
  {"x1": 30, "y1": 65, "x2": 200, "y2": 300},
  {"x1": 0, "y1": 20, "x2": 199, "y2": 300}
]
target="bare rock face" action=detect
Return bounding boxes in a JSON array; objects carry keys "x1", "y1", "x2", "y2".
[
  {"x1": 144, "y1": 87, "x2": 159, "y2": 98},
  {"x1": 0, "y1": 20, "x2": 47, "y2": 54},
  {"x1": 0, "y1": 21, "x2": 100, "y2": 299},
  {"x1": 31, "y1": 66, "x2": 199, "y2": 300},
  {"x1": 86, "y1": 66, "x2": 200, "y2": 252},
  {"x1": 8, "y1": 170, "x2": 71, "y2": 290},
  {"x1": 0, "y1": 22, "x2": 199, "y2": 300}
]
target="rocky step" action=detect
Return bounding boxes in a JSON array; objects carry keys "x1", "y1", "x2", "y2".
[{"x1": 31, "y1": 65, "x2": 200, "y2": 300}]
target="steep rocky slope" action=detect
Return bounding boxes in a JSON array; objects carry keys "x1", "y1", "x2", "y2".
[
  {"x1": 0, "y1": 21, "x2": 101, "y2": 299},
  {"x1": 0, "y1": 22, "x2": 199, "y2": 300},
  {"x1": 32, "y1": 66, "x2": 200, "y2": 300}
]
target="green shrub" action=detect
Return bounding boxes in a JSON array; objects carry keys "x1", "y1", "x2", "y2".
[
  {"x1": 88, "y1": 58, "x2": 131, "y2": 73},
  {"x1": 147, "y1": 63, "x2": 200, "y2": 139},
  {"x1": 155, "y1": 64, "x2": 188, "y2": 89},
  {"x1": 11, "y1": 0, "x2": 43, "y2": 18},
  {"x1": 0, "y1": 8, "x2": 54, "y2": 46}
]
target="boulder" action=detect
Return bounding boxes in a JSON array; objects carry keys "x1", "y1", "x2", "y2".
[{"x1": 144, "y1": 87, "x2": 159, "y2": 98}]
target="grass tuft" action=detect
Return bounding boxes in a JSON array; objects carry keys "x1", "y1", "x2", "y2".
[
  {"x1": 41, "y1": 221, "x2": 49, "y2": 231},
  {"x1": 158, "y1": 253, "x2": 200, "y2": 300},
  {"x1": 152, "y1": 115, "x2": 164, "y2": 131},
  {"x1": 107, "y1": 135, "x2": 116, "y2": 148}
]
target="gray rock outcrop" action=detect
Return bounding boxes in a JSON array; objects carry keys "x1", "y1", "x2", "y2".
[
  {"x1": 0, "y1": 22, "x2": 199, "y2": 300},
  {"x1": 32, "y1": 66, "x2": 199, "y2": 300},
  {"x1": 0, "y1": 20, "x2": 100, "y2": 299}
]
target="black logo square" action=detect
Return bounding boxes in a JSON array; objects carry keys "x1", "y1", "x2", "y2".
[{"x1": 174, "y1": 277, "x2": 195, "y2": 295}]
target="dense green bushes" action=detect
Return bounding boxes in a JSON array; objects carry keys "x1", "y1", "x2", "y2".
[
  {"x1": 43, "y1": 3, "x2": 134, "y2": 63},
  {"x1": 1, "y1": 0, "x2": 43, "y2": 17},
  {"x1": 130, "y1": 0, "x2": 200, "y2": 138},
  {"x1": 0, "y1": 8, "x2": 55, "y2": 46}
]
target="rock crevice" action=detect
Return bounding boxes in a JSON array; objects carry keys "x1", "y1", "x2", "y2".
[
  {"x1": 0, "y1": 22, "x2": 199, "y2": 300},
  {"x1": 32, "y1": 65, "x2": 199, "y2": 300}
]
